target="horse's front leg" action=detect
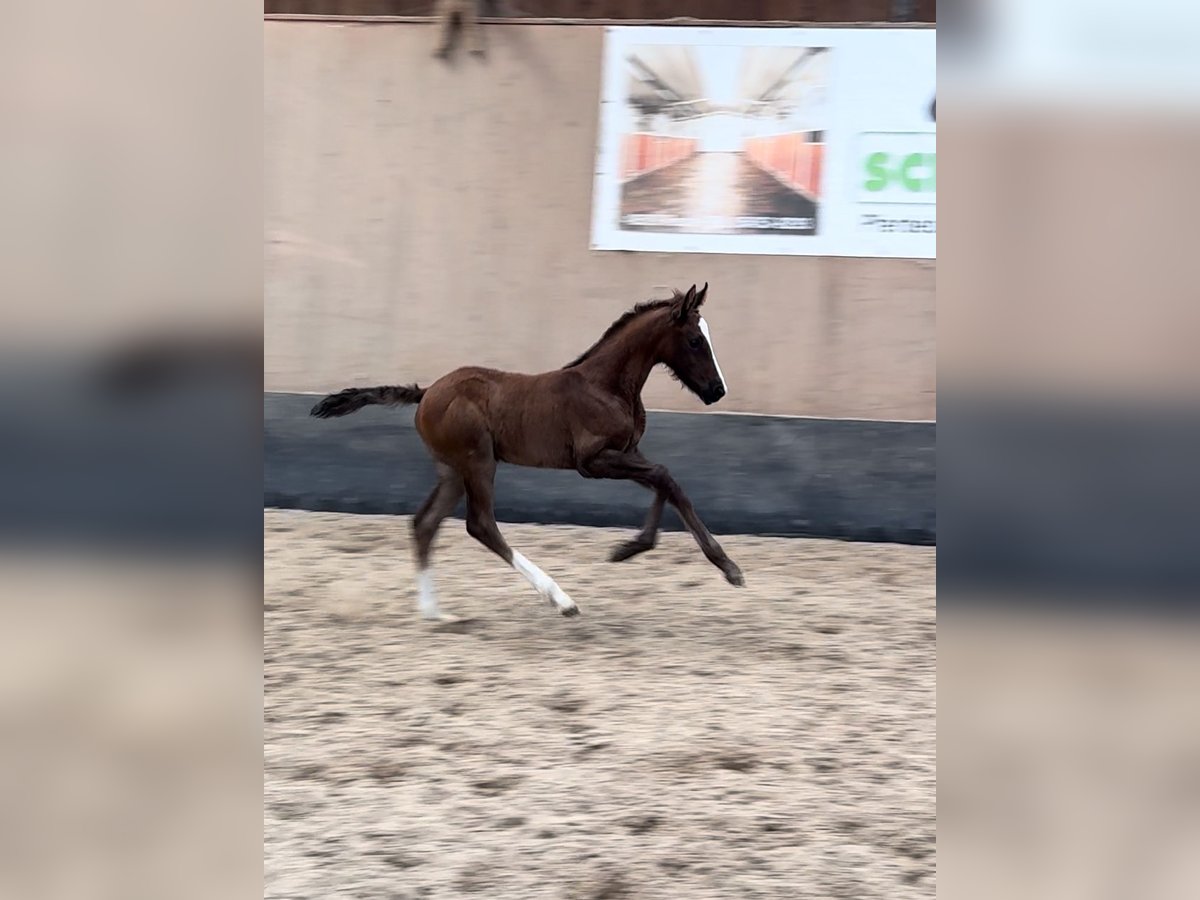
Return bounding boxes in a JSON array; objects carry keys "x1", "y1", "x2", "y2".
[
  {"x1": 579, "y1": 450, "x2": 744, "y2": 586},
  {"x1": 608, "y1": 491, "x2": 665, "y2": 562}
]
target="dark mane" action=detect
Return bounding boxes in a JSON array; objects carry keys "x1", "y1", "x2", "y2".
[{"x1": 562, "y1": 295, "x2": 678, "y2": 369}]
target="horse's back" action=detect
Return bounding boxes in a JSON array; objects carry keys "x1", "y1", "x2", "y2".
[
  {"x1": 421, "y1": 365, "x2": 528, "y2": 409},
  {"x1": 415, "y1": 366, "x2": 525, "y2": 446},
  {"x1": 415, "y1": 366, "x2": 587, "y2": 469}
]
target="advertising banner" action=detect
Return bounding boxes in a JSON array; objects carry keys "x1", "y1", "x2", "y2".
[{"x1": 590, "y1": 27, "x2": 935, "y2": 258}]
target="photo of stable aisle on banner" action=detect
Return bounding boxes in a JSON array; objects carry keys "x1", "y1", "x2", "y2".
[{"x1": 590, "y1": 26, "x2": 935, "y2": 259}]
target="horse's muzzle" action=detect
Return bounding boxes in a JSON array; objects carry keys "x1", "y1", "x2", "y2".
[{"x1": 703, "y1": 382, "x2": 726, "y2": 405}]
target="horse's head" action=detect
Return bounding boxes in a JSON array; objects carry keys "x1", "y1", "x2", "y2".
[{"x1": 660, "y1": 283, "x2": 728, "y2": 406}]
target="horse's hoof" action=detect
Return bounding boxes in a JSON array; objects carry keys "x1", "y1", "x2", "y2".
[
  {"x1": 561, "y1": 605, "x2": 581, "y2": 618},
  {"x1": 724, "y1": 566, "x2": 745, "y2": 587},
  {"x1": 609, "y1": 539, "x2": 651, "y2": 562}
]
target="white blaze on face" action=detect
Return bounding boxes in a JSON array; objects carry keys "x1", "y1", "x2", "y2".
[{"x1": 697, "y1": 316, "x2": 727, "y2": 392}]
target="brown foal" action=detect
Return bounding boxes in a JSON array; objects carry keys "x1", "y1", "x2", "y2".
[{"x1": 311, "y1": 283, "x2": 743, "y2": 619}]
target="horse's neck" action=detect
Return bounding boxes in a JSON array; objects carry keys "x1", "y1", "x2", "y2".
[{"x1": 578, "y1": 318, "x2": 663, "y2": 401}]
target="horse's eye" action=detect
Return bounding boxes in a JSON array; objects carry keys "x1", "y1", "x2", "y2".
[{"x1": 688, "y1": 336, "x2": 703, "y2": 350}]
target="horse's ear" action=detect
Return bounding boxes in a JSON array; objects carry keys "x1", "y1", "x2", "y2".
[
  {"x1": 674, "y1": 285, "x2": 697, "y2": 322},
  {"x1": 694, "y1": 282, "x2": 708, "y2": 309}
]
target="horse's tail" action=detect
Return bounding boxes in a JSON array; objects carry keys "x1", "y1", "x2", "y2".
[{"x1": 309, "y1": 384, "x2": 426, "y2": 418}]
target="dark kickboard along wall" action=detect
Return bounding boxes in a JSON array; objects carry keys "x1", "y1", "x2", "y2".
[{"x1": 265, "y1": 392, "x2": 935, "y2": 544}]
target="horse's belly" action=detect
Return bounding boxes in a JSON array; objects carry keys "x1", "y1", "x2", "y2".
[
  {"x1": 494, "y1": 438, "x2": 571, "y2": 470},
  {"x1": 492, "y1": 416, "x2": 577, "y2": 469}
]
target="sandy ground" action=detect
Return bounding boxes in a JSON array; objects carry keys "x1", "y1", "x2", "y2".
[{"x1": 265, "y1": 509, "x2": 936, "y2": 900}]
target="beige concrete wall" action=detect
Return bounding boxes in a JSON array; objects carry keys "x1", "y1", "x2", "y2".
[{"x1": 265, "y1": 21, "x2": 935, "y2": 419}]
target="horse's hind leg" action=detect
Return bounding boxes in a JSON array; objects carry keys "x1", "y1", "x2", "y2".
[
  {"x1": 411, "y1": 464, "x2": 465, "y2": 619},
  {"x1": 609, "y1": 492, "x2": 665, "y2": 562},
  {"x1": 460, "y1": 458, "x2": 579, "y2": 617}
]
